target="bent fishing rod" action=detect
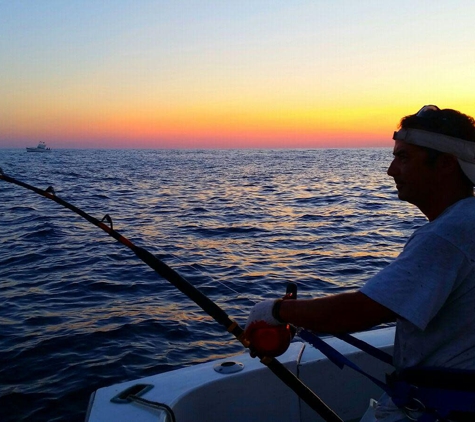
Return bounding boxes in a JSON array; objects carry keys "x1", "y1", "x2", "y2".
[{"x1": 0, "y1": 169, "x2": 342, "y2": 422}]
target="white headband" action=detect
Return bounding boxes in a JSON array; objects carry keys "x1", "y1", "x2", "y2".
[{"x1": 393, "y1": 128, "x2": 475, "y2": 184}]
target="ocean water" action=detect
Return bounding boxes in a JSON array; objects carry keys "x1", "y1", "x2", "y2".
[{"x1": 0, "y1": 148, "x2": 426, "y2": 422}]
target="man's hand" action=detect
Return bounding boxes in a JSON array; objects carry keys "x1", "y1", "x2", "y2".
[
  {"x1": 244, "y1": 300, "x2": 292, "y2": 357},
  {"x1": 245, "y1": 300, "x2": 282, "y2": 329}
]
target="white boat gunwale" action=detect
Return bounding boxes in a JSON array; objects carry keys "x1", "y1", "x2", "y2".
[{"x1": 86, "y1": 326, "x2": 395, "y2": 422}]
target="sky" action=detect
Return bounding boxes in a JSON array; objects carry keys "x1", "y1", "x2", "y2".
[{"x1": 1, "y1": 0, "x2": 475, "y2": 149}]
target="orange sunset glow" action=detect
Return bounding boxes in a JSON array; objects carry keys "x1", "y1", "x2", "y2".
[{"x1": 1, "y1": 1, "x2": 475, "y2": 149}]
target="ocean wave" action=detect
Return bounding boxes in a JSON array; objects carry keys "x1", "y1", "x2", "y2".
[{"x1": 0, "y1": 148, "x2": 419, "y2": 421}]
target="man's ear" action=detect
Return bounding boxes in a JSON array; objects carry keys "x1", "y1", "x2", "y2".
[{"x1": 438, "y1": 154, "x2": 460, "y2": 174}]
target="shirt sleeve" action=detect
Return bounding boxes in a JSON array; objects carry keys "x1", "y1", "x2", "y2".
[{"x1": 360, "y1": 231, "x2": 466, "y2": 330}]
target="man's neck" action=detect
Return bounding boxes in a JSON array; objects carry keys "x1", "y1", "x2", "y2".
[{"x1": 421, "y1": 189, "x2": 474, "y2": 221}]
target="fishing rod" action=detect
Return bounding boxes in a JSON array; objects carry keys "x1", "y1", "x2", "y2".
[{"x1": 0, "y1": 169, "x2": 342, "y2": 422}]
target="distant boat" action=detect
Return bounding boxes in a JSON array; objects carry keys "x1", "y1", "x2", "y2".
[{"x1": 26, "y1": 141, "x2": 51, "y2": 153}]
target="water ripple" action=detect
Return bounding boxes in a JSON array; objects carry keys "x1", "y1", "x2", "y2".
[{"x1": 0, "y1": 148, "x2": 421, "y2": 421}]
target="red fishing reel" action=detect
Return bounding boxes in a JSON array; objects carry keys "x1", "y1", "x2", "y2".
[
  {"x1": 247, "y1": 283, "x2": 297, "y2": 358},
  {"x1": 246, "y1": 320, "x2": 293, "y2": 357}
]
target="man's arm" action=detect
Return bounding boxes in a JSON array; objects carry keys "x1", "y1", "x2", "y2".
[{"x1": 278, "y1": 291, "x2": 397, "y2": 334}]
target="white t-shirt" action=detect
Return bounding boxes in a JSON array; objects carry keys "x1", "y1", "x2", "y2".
[
  {"x1": 361, "y1": 196, "x2": 475, "y2": 371},
  {"x1": 360, "y1": 197, "x2": 475, "y2": 421}
]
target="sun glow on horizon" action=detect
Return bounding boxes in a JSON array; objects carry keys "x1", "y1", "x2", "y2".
[{"x1": 1, "y1": 1, "x2": 475, "y2": 149}]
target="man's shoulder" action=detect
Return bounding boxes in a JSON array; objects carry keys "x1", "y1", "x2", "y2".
[
  {"x1": 420, "y1": 197, "x2": 475, "y2": 227},
  {"x1": 413, "y1": 197, "x2": 475, "y2": 249}
]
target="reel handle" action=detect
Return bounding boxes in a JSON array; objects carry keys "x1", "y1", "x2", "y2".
[{"x1": 285, "y1": 282, "x2": 297, "y2": 300}]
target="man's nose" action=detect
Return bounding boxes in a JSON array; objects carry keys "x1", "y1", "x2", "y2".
[{"x1": 387, "y1": 159, "x2": 397, "y2": 177}]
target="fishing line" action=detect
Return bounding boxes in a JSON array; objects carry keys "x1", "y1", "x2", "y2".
[
  {"x1": 164, "y1": 234, "x2": 304, "y2": 306},
  {"x1": 169, "y1": 256, "x2": 259, "y2": 303},
  {"x1": 0, "y1": 169, "x2": 343, "y2": 422}
]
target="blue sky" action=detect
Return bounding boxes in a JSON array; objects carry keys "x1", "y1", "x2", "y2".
[{"x1": 1, "y1": 1, "x2": 474, "y2": 148}]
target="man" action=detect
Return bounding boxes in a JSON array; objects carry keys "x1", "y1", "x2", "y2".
[{"x1": 245, "y1": 105, "x2": 475, "y2": 421}]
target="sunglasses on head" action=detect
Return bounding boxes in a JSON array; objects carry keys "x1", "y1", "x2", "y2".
[{"x1": 416, "y1": 105, "x2": 440, "y2": 117}]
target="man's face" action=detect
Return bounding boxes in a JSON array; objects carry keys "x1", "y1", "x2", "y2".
[{"x1": 387, "y1": 140, "x2": 438, "y2": 207}]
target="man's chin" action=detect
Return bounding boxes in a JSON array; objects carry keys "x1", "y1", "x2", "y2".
[
  {"x1": 395, "y1": 183, "x2": 406, "y2": 198},
  {"x1": 396, "y1": 188, "x2": 408, "y2": 202},
  {"x1": 396, "y1": 190, "x2": 418, "y2": 206}
]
